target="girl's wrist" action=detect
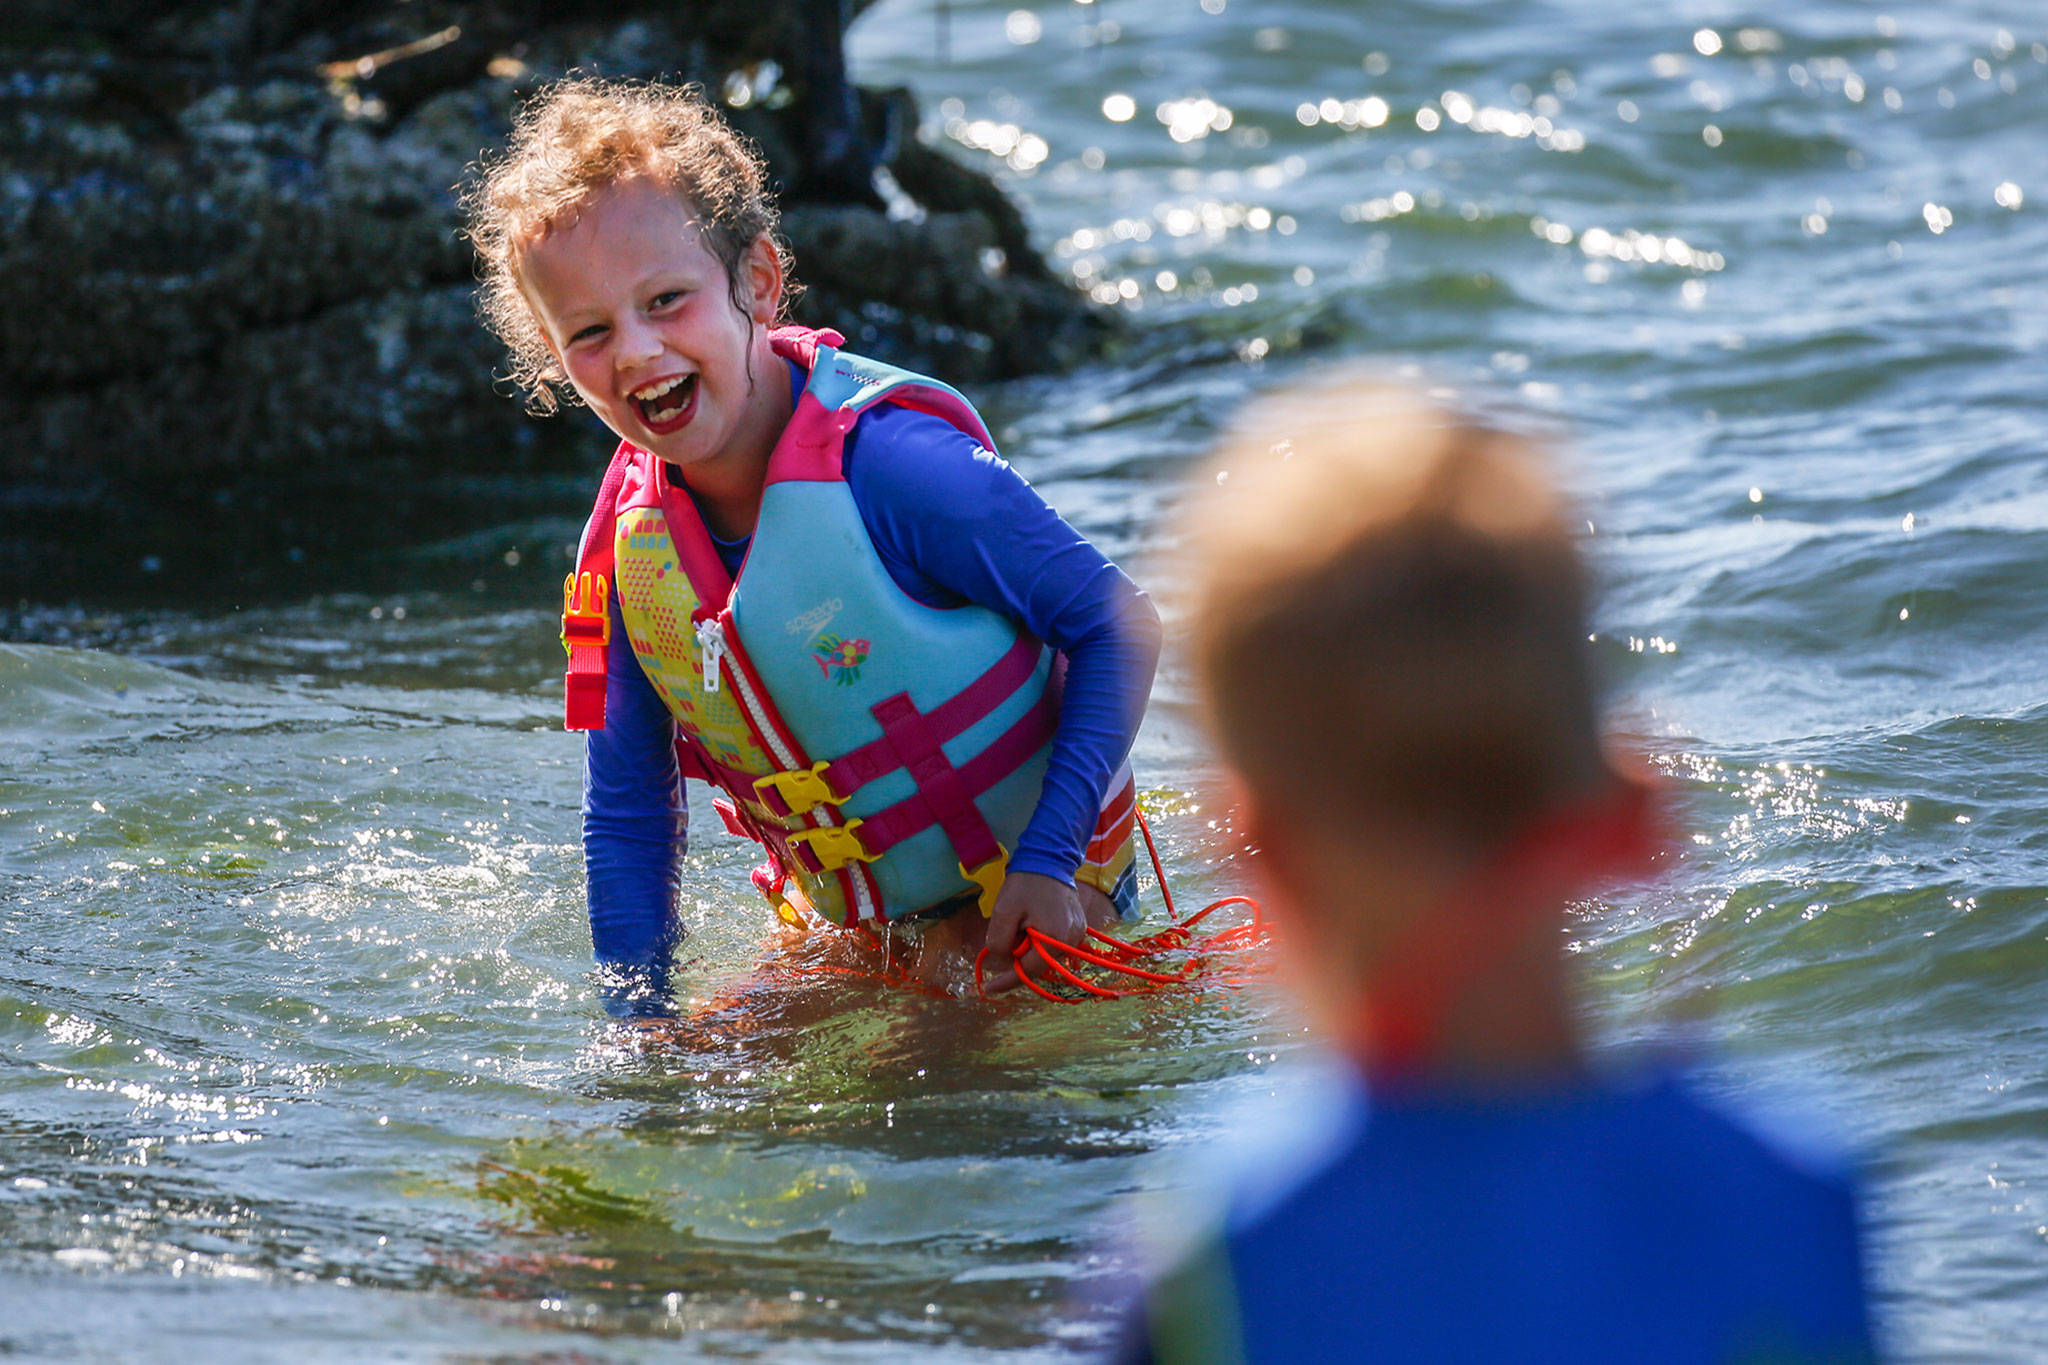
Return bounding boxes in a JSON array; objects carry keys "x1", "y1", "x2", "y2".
[{"x1": 1004, "y1": 849, "x2": 1078, "y2": 886}]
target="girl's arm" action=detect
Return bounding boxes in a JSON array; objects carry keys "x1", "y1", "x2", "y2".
[
  {"x1": 581, "y1": 600, "x2": 689, "y2": 1018},
  {"x1": 845, "y1": 405, "x2": 1165, "y2": 883}
]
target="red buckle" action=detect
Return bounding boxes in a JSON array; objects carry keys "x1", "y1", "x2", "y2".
[{"x1": 561, "y1": 571, "x2": 610, "y2": 649}]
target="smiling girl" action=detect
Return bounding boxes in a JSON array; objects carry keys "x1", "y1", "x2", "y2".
[{"x1": 464, "y1": 80, "x2": 1161, "y2": 1012}]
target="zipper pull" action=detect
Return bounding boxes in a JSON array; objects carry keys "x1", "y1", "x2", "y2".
[{"x1": 695, "y1": 617, "x2": 725, "y2": 693}]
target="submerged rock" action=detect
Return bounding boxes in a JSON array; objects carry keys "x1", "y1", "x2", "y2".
[{"x1": 0, "y1": 2, "x2": 1107, "y2": 603}]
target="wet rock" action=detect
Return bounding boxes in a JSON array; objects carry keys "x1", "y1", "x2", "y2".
[{"x1": 0, "y1": 2, "x2": 1108, "y2": 604}]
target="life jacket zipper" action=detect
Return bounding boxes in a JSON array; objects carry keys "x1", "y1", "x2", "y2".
[
  {"x1": 699, "y1": 612, "x2": 800, "y2": 773},
  {"x1": 695, "y1": 617, "x2": 726, "y2": 693}
]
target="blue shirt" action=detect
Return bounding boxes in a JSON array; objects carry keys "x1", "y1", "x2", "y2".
[
  {"x1": 582, "y1": 361, "x2": 1162, "y2": 1010},
  {"x1": 1116, "y1": 1067, "x2": 1876, "y2": 1364}
]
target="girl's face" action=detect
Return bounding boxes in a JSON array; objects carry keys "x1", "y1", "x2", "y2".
[{"x1": 518, "y1": 178, "x2": 785, "y2": 493}]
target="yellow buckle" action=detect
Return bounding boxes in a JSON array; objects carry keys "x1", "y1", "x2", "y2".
[
  {"x1": 764, "y1": 878, "x2": 814, "y2": 931},
  {"x1": 787, "y1": 819, "x2": 875, "y2": 872},
  {"x1": 960, "y1": 846, "x2": 1009, "y2": 918},
  {"x1": 753, "y1": 761, "x2": 844, "y2": 816},
  {"x1": 560, "y1": 571, "x2": 611, "y2": 651}
]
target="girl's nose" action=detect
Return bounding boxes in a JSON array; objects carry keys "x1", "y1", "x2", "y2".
[{"x1": 614, "y1": 315, "x2": 662, "y2": 369}]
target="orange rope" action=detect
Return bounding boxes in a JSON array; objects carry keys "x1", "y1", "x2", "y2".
[
  {"x1": 761, "y1": 805, "x2": 1267, "y2": 1002},
  {"x1": 973, "y1": 807, "x2": 1269, "y2": 1001}
]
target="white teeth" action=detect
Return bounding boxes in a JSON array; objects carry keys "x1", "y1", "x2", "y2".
[{"x1": 633, "y1": 374, "x2": 689, "y2": 402}]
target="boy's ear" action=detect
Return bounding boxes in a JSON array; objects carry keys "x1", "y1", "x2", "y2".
[{"x1": 742, "y1": 235, "x2": 784, "y2": 325}]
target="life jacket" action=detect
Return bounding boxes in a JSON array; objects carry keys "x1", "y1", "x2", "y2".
[{"x1": 558, "y1": 325, "x2": 1057, "y2": 927}]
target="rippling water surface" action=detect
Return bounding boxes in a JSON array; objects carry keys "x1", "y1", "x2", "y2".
[{"x1": 7, "y1": 1, "x2": 2048, "y2": 1359}]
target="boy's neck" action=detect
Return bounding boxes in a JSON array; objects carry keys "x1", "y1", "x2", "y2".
[
  {"x1": 1351, "y1": 914, "x2": 1588, "y2": 1095},
  {"x1": 1416, "y1": 925, "x2": 1586, "y2": 1089},
  {"x1": 1301, "y1": 782, "x2": 1654, "y2": 1096}
]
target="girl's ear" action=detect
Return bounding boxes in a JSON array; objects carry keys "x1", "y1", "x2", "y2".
[
  {"x1": 538, "y1": 328, "x2": 565, "y2": 377},
  {"x1": 533, "y1": 318, "x2": 573, "y2": 395},
  {"x1": 742, "y1": 235, "x2": 785, "y2": 326},
  {"x1": 511, "y1": 264, "x2": 568, "y2": 378}
]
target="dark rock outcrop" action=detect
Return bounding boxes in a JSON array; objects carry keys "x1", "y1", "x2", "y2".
[{"x1": 1, "y1": 2, "x2": 1107, "y2": 603}]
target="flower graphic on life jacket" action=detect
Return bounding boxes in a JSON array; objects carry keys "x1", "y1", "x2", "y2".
[{"x1": 810, "y1": 632, "x2": 870, "y2": 686}]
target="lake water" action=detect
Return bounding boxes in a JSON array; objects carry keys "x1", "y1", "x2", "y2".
[{"x1": 6, "y1": 0, "x2": 2048, "y2": 1358}]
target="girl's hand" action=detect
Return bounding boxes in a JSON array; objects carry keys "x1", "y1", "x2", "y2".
[{"x1": 980, "y1": 871, "x2": 1085, "y2": 994}]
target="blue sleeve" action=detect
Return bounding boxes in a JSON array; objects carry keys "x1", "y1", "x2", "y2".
[
  {"x1": 581, "y1": 597, "x2": 688, "y2": 1018},
  {"x1": 844, "y1": 405, "x2": 1163, "y2": 883}
]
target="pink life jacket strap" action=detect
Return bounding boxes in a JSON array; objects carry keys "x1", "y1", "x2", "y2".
[
  {"x1": 753, "y1": 633, "x2": 1045, "y2": 817},
  {"x1": 868, "y1": 691, "x2": 1003, "y2": 873},
  {"x1": 767, "y1": 324, "x2": 848, "y2": 371},
  {"x1": 670, "y1": 733, "x2": 715, "y2": 786},
  {"x1": 784, "y1": 685, "x2": 1059, "y2": 874},
  {"x1": 713, "y1": 794, "x2": 754, "y2": 841},
  {"x1": 750, "y1": 861, "x2": 790, "y2": 906},
  {"x1": 685, "y1": 745, "x2": 755, "y2": 794},
  {"x1": 711, "y1": 787, "x2": 801, "y2": 882}
]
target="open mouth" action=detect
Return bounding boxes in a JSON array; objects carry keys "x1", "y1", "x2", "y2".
[{"x1": 630, "y1": 373, "x2": 698, "y2": 433}]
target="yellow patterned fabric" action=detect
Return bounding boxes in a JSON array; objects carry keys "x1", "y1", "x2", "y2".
[{"x1": 613, "y1": 503, "x2": 862, "y2": 924}]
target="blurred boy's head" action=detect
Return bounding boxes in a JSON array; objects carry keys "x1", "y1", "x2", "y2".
[{"x1": 1185, "y1": 376, "x2": 1618, "y2": 1031}]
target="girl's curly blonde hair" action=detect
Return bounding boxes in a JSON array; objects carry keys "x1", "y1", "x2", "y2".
[{"x1": 463, "y1": 77, "x2": 797, "y2": 414}]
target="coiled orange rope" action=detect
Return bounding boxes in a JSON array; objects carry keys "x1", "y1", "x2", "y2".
[
  {"x1": 762, "y1": 806, "x2": 1268, "y2": 1001},
  {"x1": 973, "y1": 807, "x2": 1269, "y2": 1002}
]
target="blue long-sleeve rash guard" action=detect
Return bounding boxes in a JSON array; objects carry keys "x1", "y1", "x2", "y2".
[{"x1": 582, "y1": 360, "x2": 1162, "y2": 1008}]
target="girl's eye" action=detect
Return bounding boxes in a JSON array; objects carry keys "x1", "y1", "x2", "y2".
[
  {"x1": 650, "y1": 291, "x2": 685, "y2": 311},
  {"x1": 568, "y1": 323, "x2": 608, "y2": 346}
]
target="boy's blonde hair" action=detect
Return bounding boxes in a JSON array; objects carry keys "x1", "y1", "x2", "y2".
[
  {"x1": 1185, "y1": 377, "x2": 1606, "y2": 853},
  {"x1": 463, "y1": 78, "x2": 796, "y2": 413}
]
